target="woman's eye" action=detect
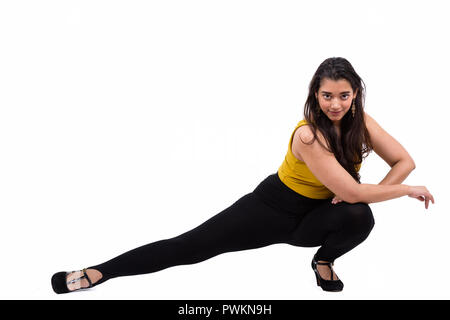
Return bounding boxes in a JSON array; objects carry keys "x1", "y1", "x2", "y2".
[{"x1": 322, "y1": 94, "x2": 349, "y2": 99}]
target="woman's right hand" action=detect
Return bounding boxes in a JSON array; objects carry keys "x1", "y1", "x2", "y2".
[{"x1": 407, "y1": 186, "x2": 435, "y2": 209}]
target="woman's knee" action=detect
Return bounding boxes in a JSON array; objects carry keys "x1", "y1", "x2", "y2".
[{"x1": 340, "y1": 202, "x2": 375, "y2": 235}]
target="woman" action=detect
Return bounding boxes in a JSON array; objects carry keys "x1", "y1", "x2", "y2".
[{"x1": 51, "y1": 57, "x2": 434, "y2": 293}]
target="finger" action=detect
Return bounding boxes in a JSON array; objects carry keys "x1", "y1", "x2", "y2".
[
  {"x1": 426, "y1": 198, "x2": 429, "y2": 209},
  {"x1": 426, "y1": 193, "x2": 434, "y2": 206}
]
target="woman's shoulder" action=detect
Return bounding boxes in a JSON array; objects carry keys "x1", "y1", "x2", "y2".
[
  {"x1": 363, "y1": 111, "x2": 376, "y2": 130},
  {"x1": 294, "y1": 121, "x2": 326, "y2": 145},
  {"x1": 291, "y1": 121, "x2": 329, "y2": 162}
]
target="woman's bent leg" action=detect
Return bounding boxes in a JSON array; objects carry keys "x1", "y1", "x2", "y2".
[
  {"x1": 88, "y1": 192, "x2": 295, "y2": 286},
  {"x1": 288, "y1": 201, "x2": 375, "y2": 263}
]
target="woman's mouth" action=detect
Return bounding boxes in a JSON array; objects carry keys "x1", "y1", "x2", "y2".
[{"x1": 329, "y1": 111, "x2": 341, "y2": 116}]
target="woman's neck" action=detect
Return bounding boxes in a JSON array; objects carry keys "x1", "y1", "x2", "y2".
[{"x1": 333, "y1": 125, "x2": 341, "y2": 138}]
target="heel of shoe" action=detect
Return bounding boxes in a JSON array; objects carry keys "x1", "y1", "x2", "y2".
[{"x1": 313, "y1": 271, "x2": 320, "y2": 286}]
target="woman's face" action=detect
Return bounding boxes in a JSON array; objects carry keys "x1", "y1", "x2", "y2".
[{"x1": 315, "y1": 78, "x2": 358, "y2": 125}]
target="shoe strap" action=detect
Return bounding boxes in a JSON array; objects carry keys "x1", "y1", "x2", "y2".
[
  {"x1": 66, "y1": 269, "x2": 93, "y2": 289},
  {"x1": 316, "y1": 261, "x2": 334, "y2": 266},
  {"x1": 82, "y1": 268, "x2": 93, "y2": 288}
]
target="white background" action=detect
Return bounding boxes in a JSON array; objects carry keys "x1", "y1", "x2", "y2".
[{"x1": 0, "y1": 0, "x2": 448, "y2": 300}]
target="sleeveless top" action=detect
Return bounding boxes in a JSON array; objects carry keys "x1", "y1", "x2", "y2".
[{"x1": 277, "y1": 119, "x2": 362, "y2": 199}]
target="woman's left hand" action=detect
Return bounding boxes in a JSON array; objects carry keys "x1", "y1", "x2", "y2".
[{"x1": 331, "y1": 195, "x2": 343, "y2": 204}]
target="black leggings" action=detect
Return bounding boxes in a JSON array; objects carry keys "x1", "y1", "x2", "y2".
[{"x1": 88, "y1": 173, "x2": 375, "y2": 286}]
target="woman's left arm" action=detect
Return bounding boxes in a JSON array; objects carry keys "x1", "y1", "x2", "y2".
[
  {"x1": 332, "y1": 112, "x2": 415, "y2": 204},
  {"x1": 365, "y1": 112, "x2": 416, "y2": 184},
  {"x1": 378, "y1": 159, "x2": 415, "y2": 185}
]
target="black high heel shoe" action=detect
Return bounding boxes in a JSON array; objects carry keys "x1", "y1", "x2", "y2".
[
  {"x1": 311, "y1": 254, "x2": 344, "y2": 292},
  {"x1": 51, "y1": 268, "x2": 94, "y2": 294}
]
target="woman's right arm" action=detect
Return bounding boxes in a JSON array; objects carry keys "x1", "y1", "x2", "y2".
[
  {"x1": 293, "y1": 125, "x2": 434, "y2": 208},
  {"x1": 356, "y1": 184, "x2": 409, "y2": 204},
  {"x1": 356, "y1": 184, "x2": 434, "y2": 209}
]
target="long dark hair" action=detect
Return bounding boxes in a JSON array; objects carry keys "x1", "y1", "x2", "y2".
[{"x1": 303, "y1": 57, "x2": 373, "y2": 183}]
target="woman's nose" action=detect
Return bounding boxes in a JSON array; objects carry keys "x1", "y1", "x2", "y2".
[{"x1": 331, "y1": 98, "x2": 340, "y2": 108}]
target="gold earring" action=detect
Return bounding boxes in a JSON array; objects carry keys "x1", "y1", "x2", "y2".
[{"x1": 352, "y1": 99, "x2": 356, "y2": 118}]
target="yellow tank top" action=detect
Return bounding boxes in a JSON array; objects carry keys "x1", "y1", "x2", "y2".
[{"x1": 277, "y1": 119, "x2": 361, "y2": 199}]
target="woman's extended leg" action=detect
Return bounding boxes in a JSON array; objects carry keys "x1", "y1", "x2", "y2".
[{"x1": 78, "y1": 192, "x2": 297, "y2": 288}]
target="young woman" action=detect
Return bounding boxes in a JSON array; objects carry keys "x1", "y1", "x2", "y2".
[{"x1": 51, "y1": 57, "x2": 434, "y2": 293}]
